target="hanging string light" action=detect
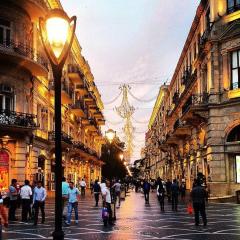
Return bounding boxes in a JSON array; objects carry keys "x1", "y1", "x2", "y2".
[{"x1": 103, "y1": 88, "x2": 123, "y2": 105}]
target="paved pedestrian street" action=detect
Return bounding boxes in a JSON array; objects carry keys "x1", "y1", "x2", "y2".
[{"x1": 3, "y1": 191, "x2": 240, "y2": 240}]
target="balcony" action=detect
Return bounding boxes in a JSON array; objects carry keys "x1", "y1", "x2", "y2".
[
  {"x1": 181, "y1": 93, "x2": 209, "y2": 124},
  {"x1": 181, "y1": 68, "x2": 197, "y2": 89},
  {"x1": 0, "y1": 109, "x2": 38, "y2": 133},
  {"x1": 73, "y1": 141, "x2": 100, "y2": 160},
  {"x1": 9, "y1": 0, "x2": 50, "y2": 21},
  {"x1": 68, "y1": 64, "x2": 84, "y2": 84},
  {"x1": 61, "y1": 82, "x2": 74, "y2": 104},
  {"x1": 172, "y1": 92, "x2": 179, "y2": 105},
  {"x1": 48, "y1": 131, "x2": 73, "y2": 145},
  {"x1": 173, "y1": 119, "x2": 191, "y2": 137},
  {"x1": 75, "y1": 85, "x2": 88, "y2": 96},
  {"x1": 70, "y1": 100, "x2": 86, "y2": 118},
  {"x1": 0, "y1": 40, "x2": 48, "y2": 77}
]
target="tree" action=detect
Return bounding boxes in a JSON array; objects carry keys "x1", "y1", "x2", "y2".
[{"x1": 101, "y1": 141, "x2": 127, "y2": 180}]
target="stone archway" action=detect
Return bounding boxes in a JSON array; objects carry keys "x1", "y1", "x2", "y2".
[{"x1": 226, "y1": 125, "x2": 240, "y2": 142}]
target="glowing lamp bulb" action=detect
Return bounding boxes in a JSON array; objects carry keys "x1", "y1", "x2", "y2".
[{"x1": 46, "y1": 17, "x2": 69, "y2": 58}]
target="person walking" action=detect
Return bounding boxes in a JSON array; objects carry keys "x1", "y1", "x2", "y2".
[
  {"x1": 171, "y1": 179, "x2": 179, "y2": 211},
  {"x1": 191, "y1": 179, "x2": 207, "y2": 226},
  {"x1": 156, "y1": 178, "x2": 165, "y2": 211},
  {"x1": 8, "y1": 179, "x2": 18, "y2": 221},
  {"x1": 62, "y1": 177, "x2": 69, "y2": 220},
  {"x1": 112, "y1": 180, "x2": 121, "y2": 207},
  {"x1": 65, "y1": 182, "x2": 80, "y2": 226},
  {"x1": 143, "y1": 179, "x2": 151, "y2": 204},
  {"x1": 93, "y1": 180, "x2": 101, "y2": 207},
  {"x1": 166, "y1": 179, "x2": 172, "y2": 203},
  {"x1": 20, "y1": 180, "x2": 32, "y2": 222},
  {"x1": 80, "y1": 178, "x2": 86, "y2": 196},
  {"x1": 0, "y1": 194, "x2": 8, "y2": 240},
  {"x1": 102, "y1": 180, "x2": 114, "y2": 226},
  {"x1": 33, "y1": 181, "x2": 47, "y2": 226},
  {"x1": 180, "y1": 181, "x2": 186, "y2": 202}
]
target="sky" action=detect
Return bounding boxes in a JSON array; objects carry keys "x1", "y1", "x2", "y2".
[{"x1": 61, "y1": 0, "x2": 200, "y2": 162}]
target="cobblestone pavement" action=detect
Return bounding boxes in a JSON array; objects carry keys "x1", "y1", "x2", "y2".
[{"x1": 3, "y1": 191, "x2": 240, "y2": 239}]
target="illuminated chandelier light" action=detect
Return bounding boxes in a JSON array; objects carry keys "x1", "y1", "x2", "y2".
[{"x1": 115, "y1": 84, "x2": 135, "y2": 160}]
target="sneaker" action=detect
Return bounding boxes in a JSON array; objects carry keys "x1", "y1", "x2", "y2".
[
  {"x1": 75, "y1": 220, "x2": 78, "y2": 224},
  {"x1": 64, "y1": 221, "x2": 70, "y2": 226}
]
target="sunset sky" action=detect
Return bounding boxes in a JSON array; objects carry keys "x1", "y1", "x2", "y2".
[{"x1": 61, "y1": 0, "x2": 200, "y2": 161}]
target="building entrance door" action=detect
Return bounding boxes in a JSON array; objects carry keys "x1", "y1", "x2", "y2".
[{"x1": 0, "y1": 150, "x2": 9, "y2": 190}]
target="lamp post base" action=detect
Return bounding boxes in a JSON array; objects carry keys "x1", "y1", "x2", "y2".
[{"x1": 52, "y1": 230, "x2": 64, "y2": 240}]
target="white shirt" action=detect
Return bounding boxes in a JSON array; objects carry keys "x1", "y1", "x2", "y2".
[
  {"x1": 80, "y1": 180, "x2": 86, "y2": 187},
  {"x1": 102, "y1": 187, "x2": 111, "y2": 203},
  {"x1": 20, "y1": 185, "x2": 32, "y2": 199},
  {"x1": 33, "y1": 187, "x2": 47, "y2": 202}
]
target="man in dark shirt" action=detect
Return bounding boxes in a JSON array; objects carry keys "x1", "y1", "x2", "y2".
[
  {"x1": 166, "y1": 179, "x2": 172, "y2": 203},
  {"x1": 191, "y1": 180, "x2": 207, "y2": 226},
  {"x1": 143, "y1": 179, "x2": 151, "y2": 204},
  {"x1": 171, "y1": 179, "x2": 179, "y2": 211}
]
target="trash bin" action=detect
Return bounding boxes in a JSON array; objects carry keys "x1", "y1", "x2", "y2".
[{"x1": 236, "y1": 190, "x2": 240, "y2": 204}]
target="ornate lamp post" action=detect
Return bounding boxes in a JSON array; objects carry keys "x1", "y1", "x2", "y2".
[
  {"x1": 39, "y1": 9, "x2": 76, "y2": 240},
  {"x1": 119, "y1": 153, "x2": 124, "y2": 161},
  {"x1": 105, "y1": 129, "x2": 116, "y2": 144}
]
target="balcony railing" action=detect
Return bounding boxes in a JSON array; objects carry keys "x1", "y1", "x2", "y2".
[
  {"x1": 0, "y1": 109, "x2": 38, "y2": 129},
  {"x1": 172, "y1": 92, "x2": 179, "y2": 105},
  {"x1": 0, "y1": 40, "x2": 48, "y2": 70},
  {"x1": 199, "y1": 23, "x2": 214, "y2": 47},
  {"x1": 68, "y1": 64, "x2": 84, "y2": 78},
  {"x1": 181, "y1": 67, "x2": 197, "y2": 88},
  {"x1": 48, "y1": 131, "x2": 73, "y2": 145},
  {"x1": 182, "y1": 93, "x2": 209, "y2": 115},
  {"x1": 73, "y1": 141, "x2": 99, "y2": 158},
  {"x1": 62, "y1": 81, "x2": 74, "y2": 99}
]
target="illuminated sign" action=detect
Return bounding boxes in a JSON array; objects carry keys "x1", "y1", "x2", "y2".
[{"x1": 236, "y1": 156, "x2": 240, "y2": 183}]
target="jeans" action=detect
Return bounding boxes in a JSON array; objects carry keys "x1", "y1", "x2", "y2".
[
  {"x1": 172, "y1": 194, "x2": 178, "y2": 211},
  {"x1": 34, "y1": 201, "x2": 45, "y2": 225},
  {"x1": 94, "y1": 193, "x2": 100, "y2": 206},
  {"x1": 67, "y1": 202, "x2": 78, "y2": 224},
  {"x1": 8, "y1": 200, "x2": 17, "y2": 220},
  {"x1": 115, "y1": 191, "x2": 121, "y2": 206},
  {"x1": 81, "y1": 187, "x2": 85, "y2": 196},
  {"x1": 21, "y1": 199, "x2": 31, "y2": 221},
  {"x1": 144, "y1": 191, "x2": 150, "y2": 203},
  {"x1": 193, "y1": 202, "x2": 207, "y2": 225},
  {"x1": 106, "y1": 202, "x2": 113, "y2": 224},
  {"x1": 62, "y1": 196, "x2": 68, "y2": 218}
]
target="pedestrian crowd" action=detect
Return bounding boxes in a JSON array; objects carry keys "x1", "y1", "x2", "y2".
[{"x1": 134, "y1": 173, "x2": 208, "y2": 227}]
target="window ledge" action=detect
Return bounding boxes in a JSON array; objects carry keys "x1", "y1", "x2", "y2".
[
  {"x1": 228, "y1": 89, "x2": 240, "y2": 99},
  {"x1": 223, "y1": 10, "x2": 240, "y2": 23}
]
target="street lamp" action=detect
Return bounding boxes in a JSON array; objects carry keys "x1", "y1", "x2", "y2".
[
  {"x1": 119, "y1": 153, "x2": 124, "y2": 161},
  {"x1": 39, "y1": 9, "x2": 76, "y2": 240},
  {"x1": 105, "y1": 129, "x2": 116, "y2": 144}
]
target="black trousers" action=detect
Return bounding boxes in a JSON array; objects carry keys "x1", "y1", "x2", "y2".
[
  {"x1": 8, "y1": 200, "x2": 17, "y2": 220},
  {"x1": 21, "y1": 199, "x2": 31, "y2": 221},
  {"x1": 106, "y1": 202, "x2": 113, "y2": 223},
  {"x1": 94, "y1": 193, "x2": 99, "y2": 206},
  {"x1": 144, "y1": 191, "x2": 150, "y2": 203},
  {"x1": 158, "y1": 195, "x2": 165, "y2": 211},
  {"x1": 172, "y1": 194, "x2": 178, "y2": 211},
  {"x1": 193, "y1": 202, "x2": 207, "y2": 225},
  {"x1": 34, "y1": 201, "x2": 45, "y2": 225}
]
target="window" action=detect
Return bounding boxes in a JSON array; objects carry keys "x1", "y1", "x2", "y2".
[
  {"x1": 0, "y1": 18, "x2": 11, "y2": 46},
  {"x1": 0, "y1": 94, "x2": 13, "y2": 111},
  {"x1": 231, "y1": 50, "x2": 240, "y2": 90},
  {"x1": 228, "y1": 0, "x2": 240, "y2": 14}
]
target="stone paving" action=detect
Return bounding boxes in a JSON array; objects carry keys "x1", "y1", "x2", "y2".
[{"x1": 3, "y1": 191, "x2": 240, "y2": 239}]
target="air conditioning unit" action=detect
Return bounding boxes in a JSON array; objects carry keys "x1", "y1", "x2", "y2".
[{"x1": 0, "y1": 84, "x2": 13, "y2": 93}]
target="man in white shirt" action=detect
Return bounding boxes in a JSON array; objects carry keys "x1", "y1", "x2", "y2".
[
  {"x1": 112, "y1": 180, "x2": 122, "y2": 207},
  {"x1": 33, "y1": 181, "x2": 47, "y2": 226},
  {"x1": 80, "y1": 179, "x2": 86, "y2": 196},
  {"x1": 102, "y1": 180, "x2": 114, "y2": 226},
  {"x1": 20, "y1": 180, "x2": 32, "y2": 222}
]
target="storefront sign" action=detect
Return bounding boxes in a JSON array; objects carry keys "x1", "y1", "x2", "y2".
[{"x1": 0, "y1": 151, "x2": 9, "y2": 190}]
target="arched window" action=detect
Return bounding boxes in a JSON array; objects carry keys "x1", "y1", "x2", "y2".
[{"x1": 227, "y1": 125, "x2": 240, "y2": 142}]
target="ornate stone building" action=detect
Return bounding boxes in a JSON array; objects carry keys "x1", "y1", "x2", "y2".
[
  {"x1": 145, "y1": 0, "x2": 240, "y2": 197},
  {"x1": 0, "y1": 0, "x2": 105, "y2": 191}
]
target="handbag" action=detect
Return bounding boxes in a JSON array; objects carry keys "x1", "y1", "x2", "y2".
[
  {"x1": 102, "y1": 207, "x2": 109, "y2": 220},
  {"x1": 187, "y1": 203, "x2": 193, "y2": 215}
]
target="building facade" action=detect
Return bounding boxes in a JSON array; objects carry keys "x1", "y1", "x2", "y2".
[
  {"x1": 0, "y1": 0, "x2": 105, "y2": 191},
  {"x1": 146, "y1": 0, "x2": 240, "y2": 197}
]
